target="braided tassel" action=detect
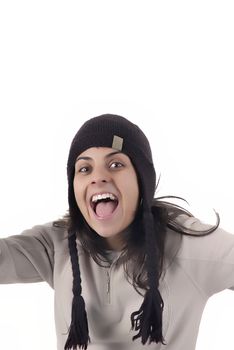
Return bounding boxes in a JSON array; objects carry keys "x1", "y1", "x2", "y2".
[
  {"x1": 64, "y1": 294, "x2": 89, "y2": 350},
  {"x1": 65, "y1": 233, "x2": 90, "y2": 350},
  {"x1": 131, "y1": 205, "x2": 166, "y2": 346}
]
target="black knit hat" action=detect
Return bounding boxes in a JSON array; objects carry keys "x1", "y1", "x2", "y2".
[{"x1": 65, "y1": 114, "x2": 165, "y2": 349}]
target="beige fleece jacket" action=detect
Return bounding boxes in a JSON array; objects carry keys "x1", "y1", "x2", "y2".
[{"x1": 0, "y1": 214, "x2": 234, "y2": 349}]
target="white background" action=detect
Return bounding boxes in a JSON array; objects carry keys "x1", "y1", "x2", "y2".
[{"x1": 0, "y1": 1, "x2": 234, "y2": 349}]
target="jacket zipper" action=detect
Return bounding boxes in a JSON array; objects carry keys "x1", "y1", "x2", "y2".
[
  {"x1": 106, "y1": 269, "x2": 111, "y2": 304},
  {"x1": 105, "y1": 252, "x2": 121, "y2": 304}
]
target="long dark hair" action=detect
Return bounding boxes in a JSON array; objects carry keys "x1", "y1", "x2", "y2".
[{"x1": 53, "y1": 195, "x2": 220, "y2": 294}]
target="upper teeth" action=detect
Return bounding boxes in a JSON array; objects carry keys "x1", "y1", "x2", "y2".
[{"x1": 91, "y1": 193, "x2": 117, "y2": 203}]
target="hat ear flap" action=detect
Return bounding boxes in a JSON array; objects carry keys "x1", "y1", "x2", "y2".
[
  {"x1": 65, "y1": 233, "x2": 90, "y2": 350},
  {"x1": 131, "y1": 208, "x2": 166, "y2": 345}
]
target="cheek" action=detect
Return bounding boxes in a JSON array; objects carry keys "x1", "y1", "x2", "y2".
[
  {"x1": 73, "y1": 179, "x2": 85, "y2": 210},
  {"x1": 123, "y1": 176, "x2": 139, "y2": 210},
  {"x1": 73, "y1": 180, "x2": 79, "y2": 201},
  {"x1": 130, "y1": 188, "x2": 140, "y2": 211}
]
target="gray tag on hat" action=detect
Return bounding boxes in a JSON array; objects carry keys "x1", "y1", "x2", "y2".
[{"x1": 112, "y1": 135, "x2": 123, "y2": 151}]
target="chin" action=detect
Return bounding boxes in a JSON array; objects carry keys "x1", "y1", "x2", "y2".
[
  {"x1": 93, "y1": 227, "x2": 121, "y2": 238},
  {"x1": 94, "y1": 223, "x2": 132, "y2": 239}
]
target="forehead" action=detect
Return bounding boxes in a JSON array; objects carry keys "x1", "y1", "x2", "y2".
[
  {"x1": 76, "y1": 147, "x2": 130, "y2": 162},
  {"x1": 78, "y1": 147, "x2": 115, "y2": 157}
]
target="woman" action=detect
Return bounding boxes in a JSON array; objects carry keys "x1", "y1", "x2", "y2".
[{"x1": 0, "y1": 113, "x2": 233, "y2": 350}]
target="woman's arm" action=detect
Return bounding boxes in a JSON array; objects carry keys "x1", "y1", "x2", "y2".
[
  {"x1": 175, "y1": 216, "x2": 234, "y2": 297},
  {"x1": 0, "y1": 224, "x2": 55, "y2": 288}
]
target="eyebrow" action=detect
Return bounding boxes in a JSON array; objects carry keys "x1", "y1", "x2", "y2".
[{"x1": 75, "y1": 151, "x2": 123, "y2": 163}]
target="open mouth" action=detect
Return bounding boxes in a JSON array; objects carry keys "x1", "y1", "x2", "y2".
[{"x1": 90, "y1": 193, "x2": 119, "y2": 218}]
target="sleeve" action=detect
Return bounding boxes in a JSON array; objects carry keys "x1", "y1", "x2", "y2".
[
  {"x1": 176, "y1": 217, "x2": 234, "y2": 297},
  {"x1": 0, "y1": 224, "x2": 54, "y2": 288}
]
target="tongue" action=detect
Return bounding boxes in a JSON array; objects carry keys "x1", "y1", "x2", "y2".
[{"x1": 95, "y1": 201, "x2": 117, "y2": 218}]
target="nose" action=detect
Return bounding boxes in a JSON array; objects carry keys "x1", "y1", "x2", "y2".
[{"x1": 90, "y1": 166, "x2": 111, "y2": 185}]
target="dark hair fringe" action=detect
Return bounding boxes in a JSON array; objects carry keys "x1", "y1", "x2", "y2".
[{"x1": 154, "y1": 196, "x2": 220, "y2": 236}]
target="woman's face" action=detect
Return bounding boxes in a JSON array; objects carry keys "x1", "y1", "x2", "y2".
[{"x1": 73, "y1": 147, "x2": 140, "y2": 250}]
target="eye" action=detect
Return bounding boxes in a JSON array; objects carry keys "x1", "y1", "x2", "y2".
[
  {"x1": 109, "y1": 161, "x2": 124, "y2": 169},
  {"x1": 78, "y1": 166, "x2": 90, "y2": 174}
]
